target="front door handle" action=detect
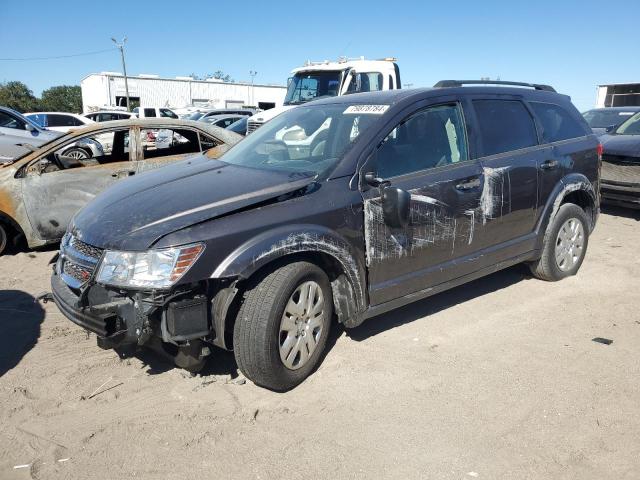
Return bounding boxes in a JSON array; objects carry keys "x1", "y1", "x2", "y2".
[
  {"x1": 540, "y1": 159, "x2": 559, "y2": 170},
  {"x1": 455, "y1": 177, "x2": 481, "y2": 191}
]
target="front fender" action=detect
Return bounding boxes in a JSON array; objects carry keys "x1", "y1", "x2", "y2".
[{"x1": 211, "y1": 224, "x2": 367, "y2": 314}]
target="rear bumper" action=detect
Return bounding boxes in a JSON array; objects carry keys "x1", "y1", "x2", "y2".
[{"x1": 51, "y1": 271, "x2": 133, "y2": 340}]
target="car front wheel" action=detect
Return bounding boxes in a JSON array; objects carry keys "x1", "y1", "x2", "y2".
[{"x1": 233, "y1": 261, "x2": 333, "y2": 391}]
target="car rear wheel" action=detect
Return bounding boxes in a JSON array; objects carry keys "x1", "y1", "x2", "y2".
[
  {"x1": 233, "y1": 261, "x2": 332, "y2": 391},
  {"x1": 529, "y1": 203, "x2": 590, "y2": 281}
]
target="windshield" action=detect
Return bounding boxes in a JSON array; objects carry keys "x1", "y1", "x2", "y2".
[
  {"x1": 583, "y1": 109, "x2": 638, "y2": 128},
  {"x1": 283, "y1": 71, "x2": 343, "y2": 106},
  {"x1": 25, "y1": 113, "x2": 46, "y2": 127},
  {"x1": 186, "y1": 112, "x2": 205, "y2": 121},
  {"x1": 615, "y1": 112, "x2": 640, "y2": 135},
  {"x1": 220, "y1": 103, "x2": 381, "y2": 177},
  {"x1": 227, "y1": 117, "x2": 247, "y2": 134}
]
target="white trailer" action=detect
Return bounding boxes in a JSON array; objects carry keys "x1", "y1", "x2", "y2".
[
  {"x1": 80, "y1": 73, "x2": 287, "y2": 113},
  {"x1": 595, "y1": 83, "x2": 640, "y2": 108}
]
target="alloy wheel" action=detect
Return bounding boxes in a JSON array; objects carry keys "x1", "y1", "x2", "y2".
[{"x1": 279, "y1": 280, "x2": 325, "y2": 370}]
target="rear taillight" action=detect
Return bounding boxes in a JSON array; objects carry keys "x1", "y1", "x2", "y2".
[{"x1": 596, "y1": 143, "x2": 604, "y2": 158}]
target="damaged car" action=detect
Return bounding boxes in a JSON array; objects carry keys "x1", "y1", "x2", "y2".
[
  {"x1": 51, "y1": 81, "x2": 600, "y2": 391},
  {"x1": 0, "y1": 118, "x2": 241, "y2": 255}
]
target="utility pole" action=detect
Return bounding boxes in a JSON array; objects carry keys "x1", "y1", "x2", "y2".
[
  {"x1": 111, "y1": 37, "x2": 131, "y2": 111},
  {"x1": 249, "y1": 70, "x2": 257, "y2": 107}
]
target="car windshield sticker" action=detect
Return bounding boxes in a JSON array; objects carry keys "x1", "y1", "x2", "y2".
[{"x1": 344, "y1": 105, "x2": 389, "y2": 115}]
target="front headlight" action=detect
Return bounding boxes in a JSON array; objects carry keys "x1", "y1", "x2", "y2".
[{"x1": 96, "y1": 243, "x2": 204, "y2": 289}]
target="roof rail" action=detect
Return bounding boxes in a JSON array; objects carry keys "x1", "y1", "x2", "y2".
[{"x1": 434, "y1": 80, "x2": 556, "y2": 92}]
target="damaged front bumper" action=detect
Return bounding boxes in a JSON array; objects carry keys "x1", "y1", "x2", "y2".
[
  {"x1": 51, "y1": 272, "x2": 132, "y2": 339},
  {"x1": 51, "y1": 264, "x2": 213, "y2": 352}
]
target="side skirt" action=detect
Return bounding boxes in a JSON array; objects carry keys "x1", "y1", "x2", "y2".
[{"x1": 358, "y1": 251, "x2": 534, "y2": 323}]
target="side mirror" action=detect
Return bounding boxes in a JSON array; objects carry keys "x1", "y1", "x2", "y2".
[
  {"x1": 25, "y1": 123, "x2": 35, "y2": 132},
  {"x1": 363, "y1": 169, "x2": 410, "y2": 228},
  {"x1": 605, "y1": 125, "x2": 616, "y2": 133},
  {"x1": 364, "y1": 171, "x2": 389, "y2": 188},
  {"x1": 381, "y1": 185, "x2": 411, "y2": 229}
]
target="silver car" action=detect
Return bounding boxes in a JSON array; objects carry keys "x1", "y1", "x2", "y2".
[{"x1": 0, "y1": 106, "x2": 62, "y2": 161}]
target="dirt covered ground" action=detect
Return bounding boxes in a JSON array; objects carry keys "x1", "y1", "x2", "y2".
[{"x1": 0, "y1": 206, "x2": 639, "y2": 480}]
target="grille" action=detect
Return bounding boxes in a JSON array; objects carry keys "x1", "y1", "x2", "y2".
[
  {"x1": 59, "y1": 235, "x2": 104, "y2": 289},
  {"x1": 63, "y1": 261, "x2": 93, "y2": 284},
  {"x1": 70, "y1": 236, "x2": 103, "y2": 260},
  {"x1": 246, "y1": 120, "x2": 263, "y2": 134},
  {"x1": 601, "y1": 161, "x2": 640, "y2": 186}
]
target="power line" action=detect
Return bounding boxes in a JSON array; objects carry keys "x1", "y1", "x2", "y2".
[{"x1": 0, "y1": 48, "x2": 117, "y2": 61}]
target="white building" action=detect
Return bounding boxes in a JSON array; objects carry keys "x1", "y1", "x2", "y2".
[
  {"x1": 80, "y1": 72, "x2": 287, "y2": 113},
  {"x1": 595, "y1": 83, "x2": 640, "y2": 108}
]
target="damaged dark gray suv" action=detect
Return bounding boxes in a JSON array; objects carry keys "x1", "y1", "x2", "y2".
[{"x1": 51, "y1": 80, "x2": 600, "y2": 391}]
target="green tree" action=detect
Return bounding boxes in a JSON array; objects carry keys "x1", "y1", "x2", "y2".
[
  {"x1": 39, "y1": 85, "x2": 82, "y2": 113},
  {"x1": 189, "y1": 71, "x2": 234, "y2": 82},
  {"x1": 0, "y1": 81, "x2": 39, "y2": 112}
]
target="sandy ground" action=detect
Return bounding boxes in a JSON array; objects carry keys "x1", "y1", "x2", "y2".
[{"x1": 0, "y1": 206, "x2": 639, "y2": 480}]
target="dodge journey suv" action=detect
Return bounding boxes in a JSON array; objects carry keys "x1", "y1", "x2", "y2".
[{"x1": 51, "y1": 80, "x2": 600, "y2": 391}]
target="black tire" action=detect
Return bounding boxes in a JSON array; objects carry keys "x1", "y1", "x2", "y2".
[
  {"x1": 0, "y1": 222, "x2": 8, "y2": 256},
  {"x1": 529, "y1": 203, "x2": 590, "y2": 281},
  {"x1": 233, "y1": 261, "x2": 333, "y2": 391}
]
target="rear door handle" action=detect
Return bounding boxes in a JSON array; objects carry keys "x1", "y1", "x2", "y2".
[
  {"x1": 540, "y1": 159, "x2": 559, "y2": 170},
  {"x1": 455, "y1": 177, "x2": 481, "y2": 191}
]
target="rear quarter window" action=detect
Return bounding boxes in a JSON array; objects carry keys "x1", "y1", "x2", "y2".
[
  {"x1": 530, "y1": 102, "x2": 588, "y2": 143},
  {"x1": 473, "y1": 100, "x2": 538, "y2": 156}
]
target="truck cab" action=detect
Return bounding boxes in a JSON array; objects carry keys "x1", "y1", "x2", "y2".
[{"x1": 246, "y1": 57, "x2": 400, "y2": 134}]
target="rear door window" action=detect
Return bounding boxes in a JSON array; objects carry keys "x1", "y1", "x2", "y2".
[
  {"x1": 473, "y1": 100, "x2": 538, "y2": 156},
  {"x1": 141, "y1": 128, "x2": 200, "y2": 158},
  {"x1": 48, "y1": 114, "x2": 84, "y2": 127},
  {"x1": 159, "y1": 108, "x2": 178, "y2": 118},
  {"x1": 530, "y1": 102, "x2": 587, "y2": 142},
  {"x1": 144, "y1": 108, "x2": 157, "y2": 118}
]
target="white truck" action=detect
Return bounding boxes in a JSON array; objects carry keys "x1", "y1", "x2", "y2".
[
  {"x1": 246, "y1": 57, "x2": 401, "y2": 134},
  {"x1": 132, "y1": 107, "x2": 179, "y2": 119}
]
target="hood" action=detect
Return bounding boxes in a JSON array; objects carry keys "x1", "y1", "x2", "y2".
[
  {"x1": 590, "y1": 127, "x2": 608, "y2": 136},
  {"x1": 600, "y1": 134, "x2": 640, "y2": 157},
  {"x1": 71, "y1": 155, "x2": 316, "y2": 251},
  {"x1": 249, "y1": 105, "x2": 293, "y2": 123}
]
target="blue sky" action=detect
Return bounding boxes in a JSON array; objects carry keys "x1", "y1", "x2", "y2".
[{"x1": 1, "y1": 0, "x2": 638, "y2": 111}]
